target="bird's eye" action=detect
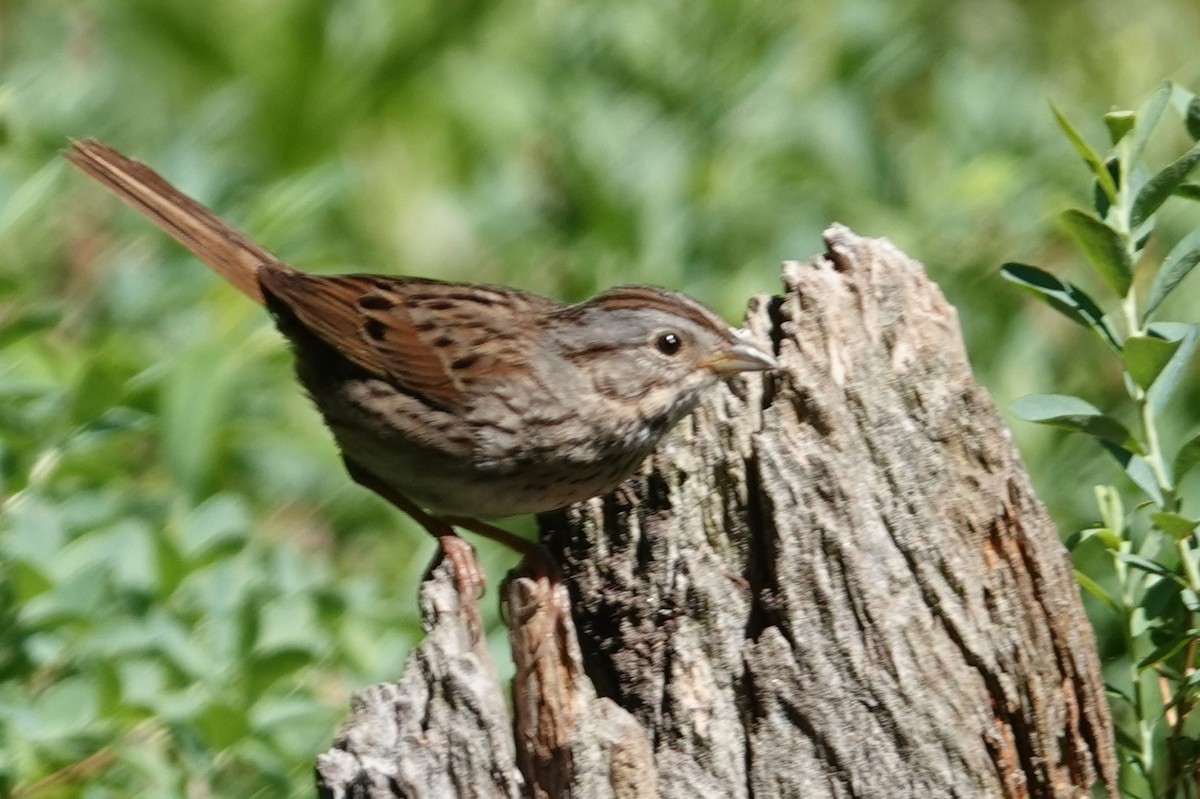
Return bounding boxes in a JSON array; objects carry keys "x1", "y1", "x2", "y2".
[{"x1": 655, "y1": 332, "x2": 683, "y2": 355}]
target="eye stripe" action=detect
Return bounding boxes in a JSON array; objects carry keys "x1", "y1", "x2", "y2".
[{"x1": 572, "y1": 285, "x2": 731, "y2": 336}]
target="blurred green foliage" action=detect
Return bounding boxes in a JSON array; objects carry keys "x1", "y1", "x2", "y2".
[{"x1": 2, "y1": 0, "x2": 1200, "y2": 795}]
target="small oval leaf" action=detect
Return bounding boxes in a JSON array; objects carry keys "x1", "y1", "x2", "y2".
[
  {"x1": 1011, "y1": 393, "x2": 1099, "y2": 419},
  {"x1": 1076, "y1": 527, "x2": 1123, "y2": 551},
  {"x1": 1123, "y1": 333, "x2": 1183, "y2": 391},
  {"x1": 1145, "y1": 322, "x2": 1198, "y2": 413},
  {"x1": 1175, "y1": 182, "x2": 1200, "y2": 202},
  {"x1": 1060, "y1": 209, "x2": 1133, "y2": 296},
  {"x1": 1115, "y1": 552, "x2": 1173, "y2": 578},
  {"x1": 1143, "y1": 229, "x2": 1200, "y2": 320},
  {"x1": 1012, "y1": 394, "x2": 1141, "y2": 452},
  {"x1": 1000, "y1": 263, "x2": 1121, "y2": 350},
  {"x1": 1130, "y1": 83, "x2": 1172, "y2": 164},
  {"x1": 1100, "y1": 442, "x2": 1163, "y2": 505},
  {"x1": 1149, "y1": 511, "x2": 1199, "y2": 541},
  {"x1": 1130, "y1": 140, "x2": 1200, "y2": 229},
  {"x1": 1051, "y1": 102, "x2": 1118, "y2": 202},
  {"x1": 1171, "y1": 431, "x2": 1200, "y2": 484}
]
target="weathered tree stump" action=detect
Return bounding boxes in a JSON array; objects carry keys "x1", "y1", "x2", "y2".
[{"x1": 316, "y1": 225, "x2": 1117, "y2": 799}]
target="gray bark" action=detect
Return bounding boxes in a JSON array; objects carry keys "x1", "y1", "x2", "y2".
[
  {"x1": 315, "y1": 562, "x2": 525, "y2": 798},
  {"x1": 316, "y1": 225, "x2": 1117, "y2": 799}
]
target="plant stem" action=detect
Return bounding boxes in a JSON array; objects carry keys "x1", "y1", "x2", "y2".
[
  {"x1": 1114, "y1": 184, "x2": 1176, "y2": 507},
  {"x1": 1112, "y1": 154, "x2": 1177, "y2": 794},
  {"x1": 1140, "y1": 394, "x2": 1175, "y2": 509},
  {"x1": 1115, "y1": 540, "x2": 1157, "y2": 779}
]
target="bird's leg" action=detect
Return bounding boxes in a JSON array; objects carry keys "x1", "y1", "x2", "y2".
[
  {"x1": 444, "y1": 514, "x2": 569, "y2": 645},
  {"x1": 342, "y1": 458, "x2": 485, "y2": 598},
  {"x1": 344, "y1": 460, "x2": 569, "y2": 676},
  {"x1": 440, "y1": 515, "x2": 562, "y2": 583}
]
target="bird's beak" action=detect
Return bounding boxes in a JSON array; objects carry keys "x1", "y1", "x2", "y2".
[{"x1": 702, "y1": 337, "x2": 778, "y2": 375}]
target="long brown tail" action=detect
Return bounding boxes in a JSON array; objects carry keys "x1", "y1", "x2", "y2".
[{"x1": 63, "y1": 138, "x2": 285, "y2": 304}]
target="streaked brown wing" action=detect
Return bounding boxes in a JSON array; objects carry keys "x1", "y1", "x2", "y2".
[{"x1": 259, "y1": 268, "x2": 558, "y2": 409}]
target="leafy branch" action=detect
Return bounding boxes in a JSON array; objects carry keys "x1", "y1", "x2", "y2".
[{"x1": 1003, "y1": 82, "x2": 1200, "y2": 798}]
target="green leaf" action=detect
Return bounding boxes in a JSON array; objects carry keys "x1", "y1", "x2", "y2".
[
  {"x1": 155, "y1": 531, "x2": 188, "y2": 599},
  {"x1": 1115, "y1": 552, "x2": 1174, "y2": 578},
  {"x1": 1129, "y1": 164, "x2": 1155, "y2": 252},
  {"x1": 1100, "y1": 442, "x2": 1164, "y2": 505},
  {"x1": 1149, "y1": 512, "x2": 1199, "y2": 541},
  {"x1": 179, "y1": 494, "x2": 249, "y2": 565},
  {"x1": 1052, "y1": 102, "x2": 1118, "y2": 202},
  {"x1": 253, "y1": 697, "x2": 342, "y2": 760},
  {"x1": 1091, "y1": 158, "x2": 1119, "y2": 219},
  {"x1": 1123, "y1": 332, "x2": 1183, "y2": 391},
  {"x1": 1145, "y1": 322, "x2": 1198, "y2": 413},
  {"x1": 1172, "y1": 431, "x2": 1200, "y2": 484},
  {"x1": 1094, "y1": 485, "x2": 1124, "y2": 536},
  {"x1": 162, "y1": 340, "x2": 239, "y2": 496},
  {"x1": 30, "y1": 676, "x2": 99, "y2": 738},
  {"x1": 1137, "y1": 634, "x2": 1189, "y2": 670},
  {"x1": 1144, "y1": 229, "x2": 1200, "y2": 320},
  {"x1": 248, "y1": 650, "x2": 316, "y2": 697},
  {"x1": 1129, "y1": 83, "x2": 1172, "y2": 164},
  {"x1": 1074, "y1": 569, "x2": 1120, "y2": 612},
  {"x1": 195, "y1": 701, "x2": 252, "y2": 748},
  {"x1": 1140, "y1": 573, "x2": 1182, "y2": 618},
  {"x1": 1130, "y1": 140, "x2": 1200, "y2": 229},
  {"x1": 0, "y1": 306, "x2": 60, "y2": 350},
  {"x1": 1075, "y1": 526, "x2": 1122, "y2": 551},
  {"x1": 1103, "y1": 110, "x2": 1135, "y2": 145},
  {"x1": 1060, "y1": 209, "x2": 1133, "y2": 296},
  {"x1": 1105, "y1": 686, "x2": 1134, "y2": 708},
  {"x1": 1186, "y1": 92, "x2": 1200, "y2": 141},
  {"x1": 250, "y1": 695, "x2": 340, "y2": 758},
  {"x1": 1176, "y1": 182, "x2": 1200, "y2": 202},
  {"x1": 1012, "y1": 394, "x2": 1141, "y2": 452},
  {"x1": 1000, "y1": 263, "x2": 1120, "y2": 350}
]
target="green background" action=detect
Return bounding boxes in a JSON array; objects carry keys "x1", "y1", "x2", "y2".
[{"x1": 2, "y1": 0, "x2": 1200, "y2": 795}]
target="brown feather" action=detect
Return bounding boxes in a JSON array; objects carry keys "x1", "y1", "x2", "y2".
[
  {"x1": 64, "y1": 138, "x2": 275, "y2": 303},
  {"x1": 258, "y1": 270, "x2": 465, "y2": 407}
]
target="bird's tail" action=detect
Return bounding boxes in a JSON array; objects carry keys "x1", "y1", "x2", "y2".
[{"x1": 64, "y1": 138, "x2": 284, "y2": 303}]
